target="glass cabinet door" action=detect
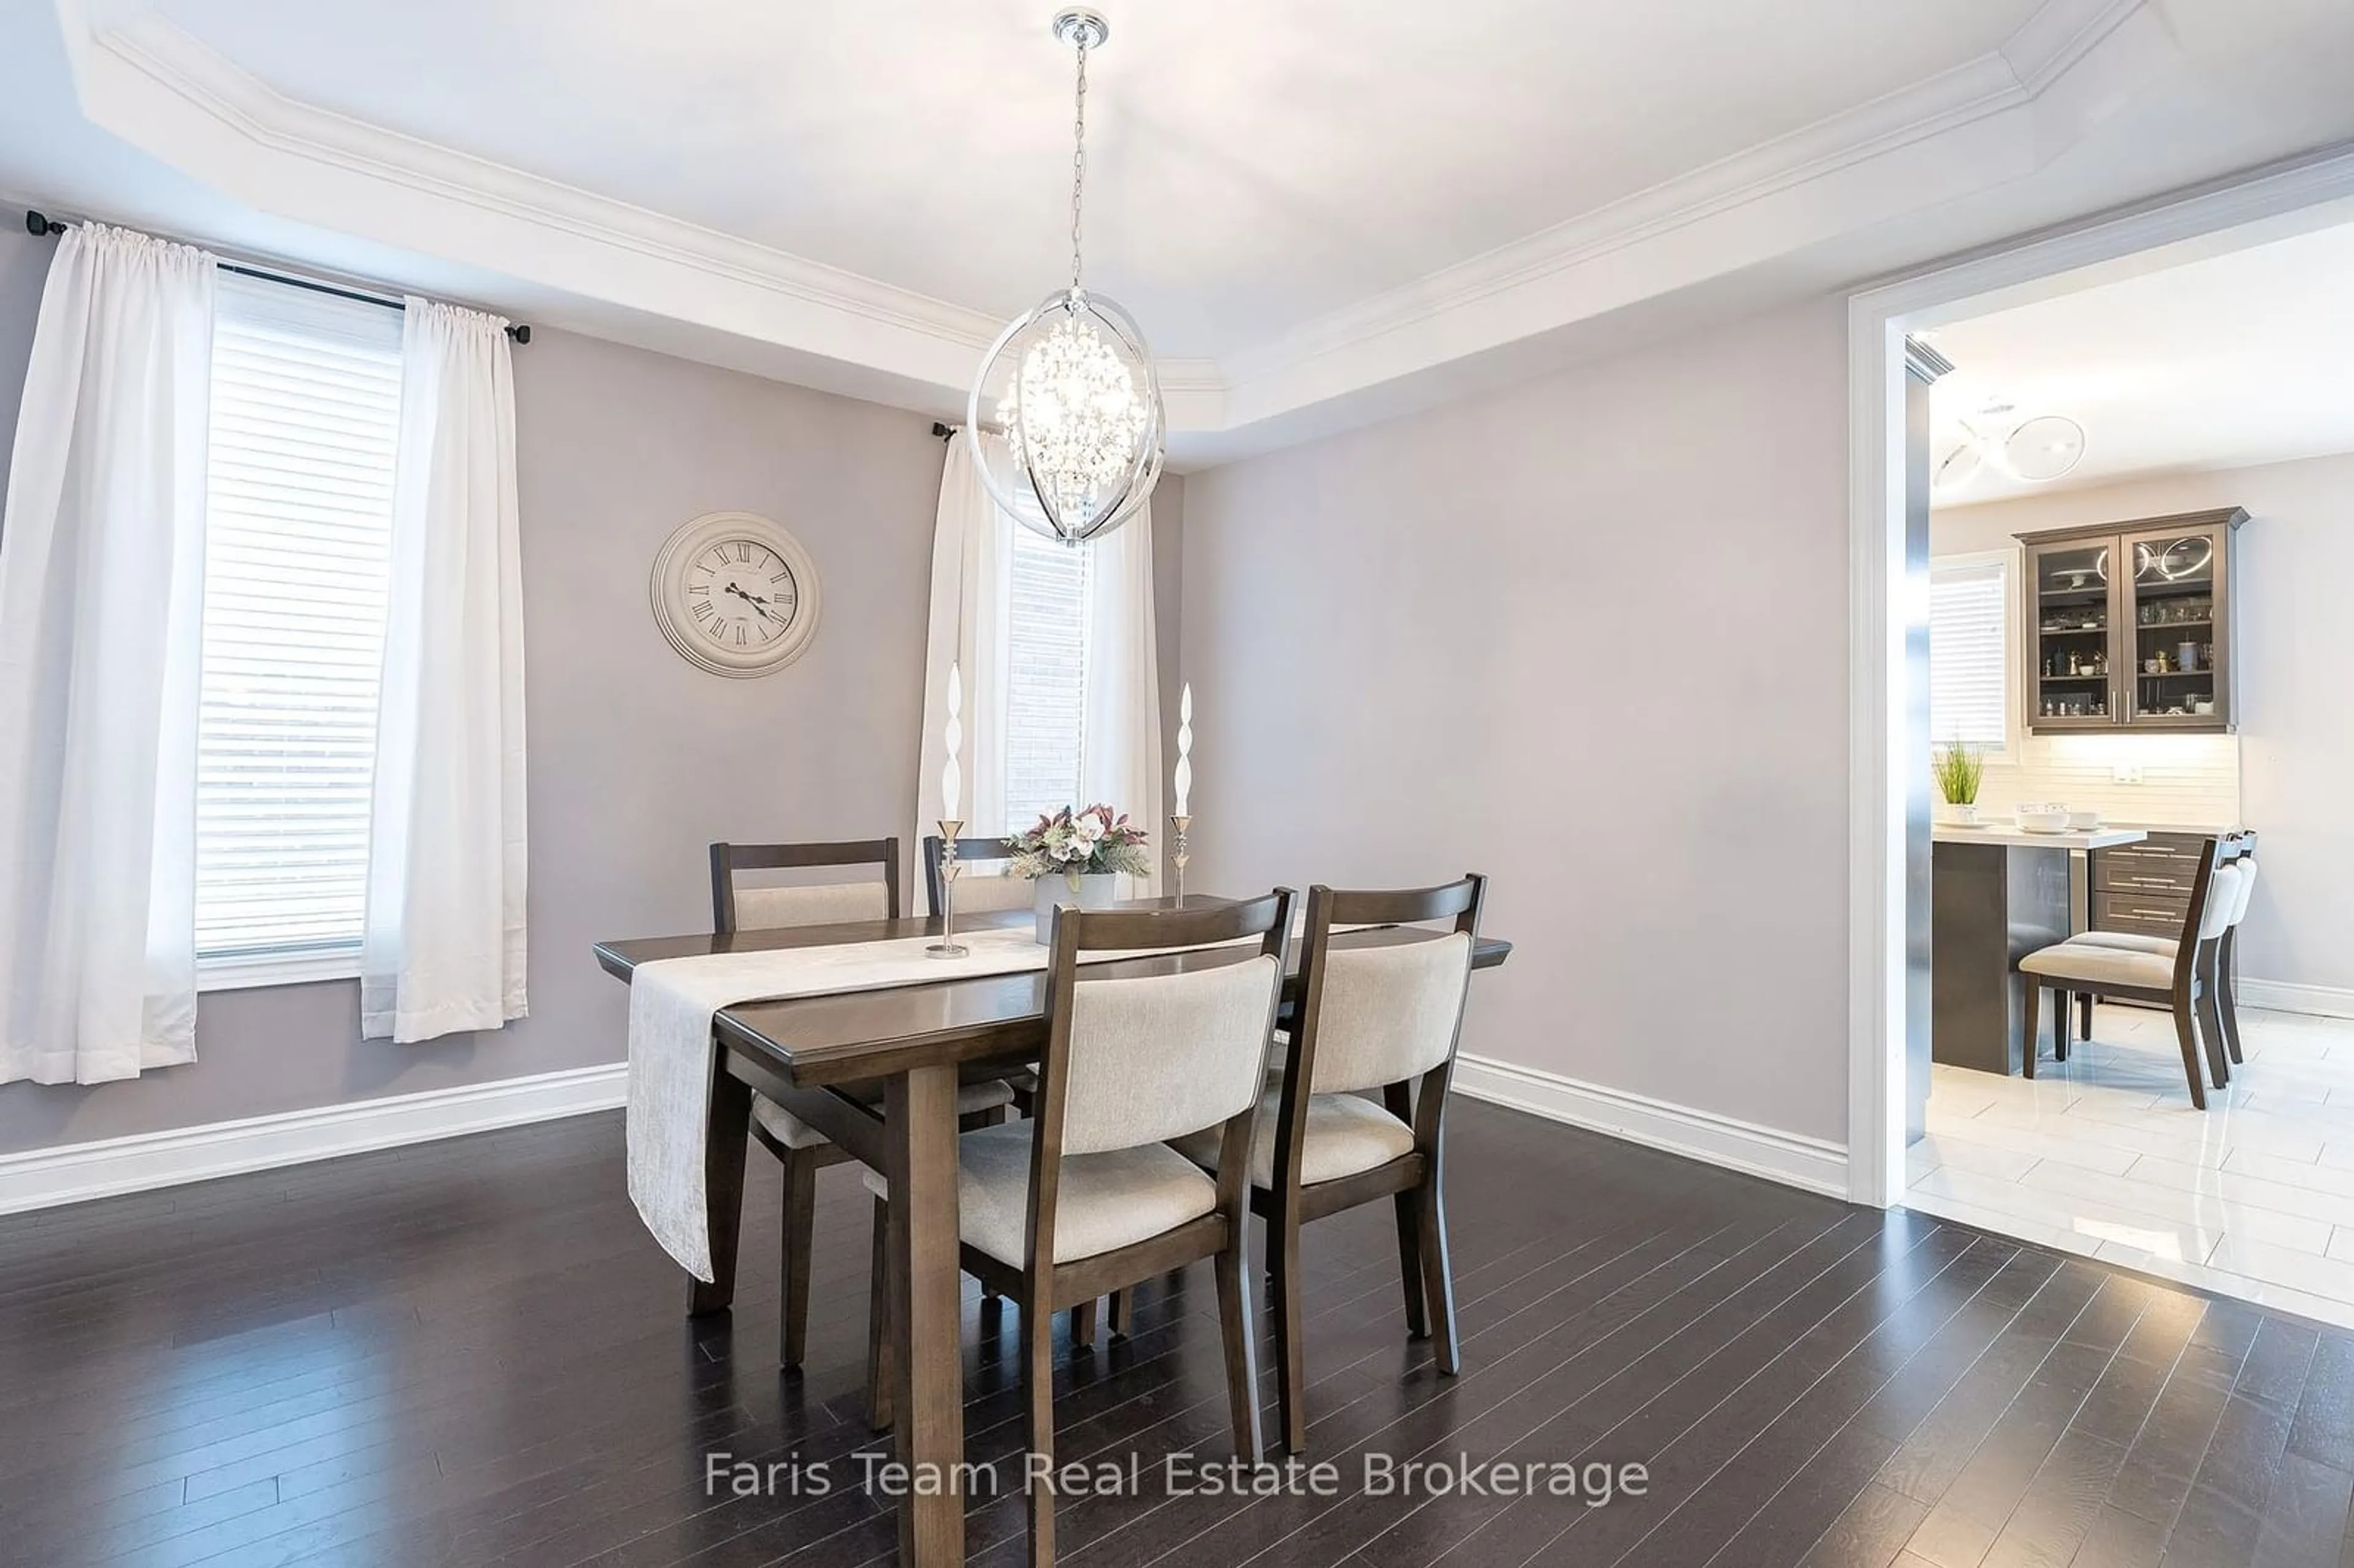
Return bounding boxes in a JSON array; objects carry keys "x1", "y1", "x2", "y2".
[
  {"x1": 2120, "y1": 525, "x2": 2227, "y2": 729},
  {"x1": 2025, "y1": 538, "x2": 2118, "y2": 729}
]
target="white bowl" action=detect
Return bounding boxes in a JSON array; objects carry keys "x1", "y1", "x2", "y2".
[
  {"x1": 2067, "y1": 809, "x2": 2102, "y2": 831},
  {"x1": 2016, "y1": 808, "x2": 2071, "y2": 834}
]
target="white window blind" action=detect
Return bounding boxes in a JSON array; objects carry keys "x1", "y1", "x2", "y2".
[
  {"x1": 999, "y1": 525, "x2": 1094, "y2": 831},
  {"x1": 194, "y1": 273, "x2": 403, "y2": 975},
  {"x1": 1929, "y1": 555, "x2": 2012, "y2": 753}
]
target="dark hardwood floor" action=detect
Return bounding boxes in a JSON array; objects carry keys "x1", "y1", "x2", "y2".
[{"x1": 3, "y1": 1100, "x2": 2351, "y2": 1568}]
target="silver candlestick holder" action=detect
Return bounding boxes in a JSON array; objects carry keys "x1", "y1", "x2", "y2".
[
  {"x1": 928, "y1": 819, "x2": 969, "y2": 958},
  {"x1": 1169, "y1": 813, "x2": 1190, "y2": 905}
]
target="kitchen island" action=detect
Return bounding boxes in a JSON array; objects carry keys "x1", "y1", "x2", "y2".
[{"x1": 1932, "y1": 823, "x2": 2148, "y2": 1076}]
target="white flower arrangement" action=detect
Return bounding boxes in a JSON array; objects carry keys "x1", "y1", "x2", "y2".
[{"x1": 1004, "y1": 805, "x2": 1152, "y2": 884}]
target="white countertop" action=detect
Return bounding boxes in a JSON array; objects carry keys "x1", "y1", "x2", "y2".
[{"x1": 1932, "y1": 824, "x2": 2149, "y2": 850}]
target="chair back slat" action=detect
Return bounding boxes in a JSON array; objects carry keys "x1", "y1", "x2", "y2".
[
  {"x1": 2198, "y1": 862, "x2": 2244, "y2": 944},
  {"x1": 1062, "y1": 955, "x2": 1284, "y2": 1154},
  {"x1": 2165, "y1": 836, "x2": 2224, "y2": 992},
  {"x1": 710, "y1": 839, "x2": 901, "y2": 935},
  {"x1": 2226, "y1": 845, "x2": 2259, "y2": 929},
  {"x1": 922, "y1": 834, "x2": 1030, "y2": 917},
  {"x1": 736, "y1": 881, "x2": 891, "y2": 931},
  {"x1": 1309, "y1": 933, "x2": 1476, "y2": 1095}
]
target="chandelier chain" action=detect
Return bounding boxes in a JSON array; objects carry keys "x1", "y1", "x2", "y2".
[{"x1": 1069, "y1": 36, "x2": 1088, "y2": 292}]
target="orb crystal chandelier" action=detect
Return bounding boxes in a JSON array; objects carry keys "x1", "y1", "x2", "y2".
[{"x1": 967, "y1": 7, "x2": 1165, "y2": 546}]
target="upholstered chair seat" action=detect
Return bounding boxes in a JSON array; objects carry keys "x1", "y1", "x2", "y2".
[
  {"x1": 1174, "y1": 1090, "x2": 1415, "y2": 1188},
  {"x1": 2018, "y1": 942, "x2": 2176, "y2": 989},
  {"x1": 864, "y1": 1119, "x2": 1219, "y2": 1266}
]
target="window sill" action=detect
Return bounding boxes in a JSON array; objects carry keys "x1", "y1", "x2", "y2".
[{"x1": 197, "y1": 947, "x2": 362, "y2": 994}]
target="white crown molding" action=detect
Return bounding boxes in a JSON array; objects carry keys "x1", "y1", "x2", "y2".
[
  {"x1": 80, "y1": 15, "x2": 1004, "y2": 390},
  {"x1": 48, "y1": 0, "x2": 2180, "y2": 449},
  {"x1": 1216, "y1": 0, "x2": 2172, "y2": 429}
]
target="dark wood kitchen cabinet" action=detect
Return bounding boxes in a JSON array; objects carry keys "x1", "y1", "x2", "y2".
[{"x1": 2021, "y1": 507, "x2": 2247, "y2": 734}]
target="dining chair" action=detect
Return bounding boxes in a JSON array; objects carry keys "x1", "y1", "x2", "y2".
[
  {"x1": 921, "y1": 832, "x2": 1040, "y2": 919},
  {"x1": 709, "y1": 839, "x2": 1015, "y2": 1373},
  {"x1": 867, "y1": 890, "x2": 1293, "y2": 1568},
  {"x1": 2066, "y1": 831, "x2": 2258, "y2": 1067},
  {"x1": 921, "y1": 831, "x2": 1132, "y2": 1343},
  {"x1": 1175, "y1": 875, "x2": 1484, "y2": 1455},
  {"x1": 2016, "y1": 837, "x2": 2238, "y2": 1108}
]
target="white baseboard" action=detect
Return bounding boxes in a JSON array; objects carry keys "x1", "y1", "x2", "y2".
[
  {"x1": 1451, "y1": 1052, "x2": 1851, "y2": 1199},
  {"x1": 0, "y1": 1062, "x2": 627, "y2": 1217},
  {"x1": 2236, "y1": 978, "x2": 2354, "y2": 1020}
]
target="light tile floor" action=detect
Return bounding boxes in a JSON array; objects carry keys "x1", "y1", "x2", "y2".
[{"x1": 1905, "y1": 1000, "x2": 2354, "y2": 1331}]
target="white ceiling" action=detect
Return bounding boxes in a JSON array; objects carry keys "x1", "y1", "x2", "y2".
[
  {"x1": 1929, "y1": 217, "x2": 2354, "y2": 505},
  {"x1": 7, "y1": 0, "x2": 2354, "y2": 460},
  {"x1": 119, "y1": 0, "x2": 2047, "y2": 358}
]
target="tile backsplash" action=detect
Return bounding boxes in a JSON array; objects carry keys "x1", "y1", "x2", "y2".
[{"x1": 1962, "y1": 734, "x2": 2241, "y2": 828}]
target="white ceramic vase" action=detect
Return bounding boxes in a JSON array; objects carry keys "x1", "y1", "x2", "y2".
[
  {"x1": 1940, "y1": 802, "x2": 1979, "y2": 826},
  {"x1": 1034, "y1": 872, "x2": 1119, "y2": 943}
]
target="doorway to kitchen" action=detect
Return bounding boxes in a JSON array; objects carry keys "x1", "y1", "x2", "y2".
[{"x1": 1848, "y1": 149, "x2": 2354, "y2": 1330}]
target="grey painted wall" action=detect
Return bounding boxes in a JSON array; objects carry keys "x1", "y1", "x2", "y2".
[
  {"x1": 1179, "y1": 297, "x2": 1854, "y2": 1146},
  {"x1": 1935, "y1": 452, "x2": 2354, "y2": 995},
  {"x1": 0, "y1": 221, "x2": 1185, "y2": 1154}
]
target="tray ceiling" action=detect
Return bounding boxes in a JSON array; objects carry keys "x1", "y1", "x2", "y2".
[
  {"x1": 126, "y1": 0, "x2": 2047, "y2": 357},
  {"x1": 12, "y1": 0, "x2": 2354, "y2": 460}
]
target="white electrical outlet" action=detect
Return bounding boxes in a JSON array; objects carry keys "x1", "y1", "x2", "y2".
[{"x1": 2112, "y1": 762, "x2": 2144, "y2": 785}]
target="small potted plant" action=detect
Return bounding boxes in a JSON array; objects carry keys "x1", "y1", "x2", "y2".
[
  {"x1": 1932, "y1": 737, "x2": 1983, "y2": 825},
  {"x1": 1004, "y1": 805, "x2": 1154, "y2": 942}
]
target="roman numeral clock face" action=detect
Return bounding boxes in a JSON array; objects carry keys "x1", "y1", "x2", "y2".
[{"x1": 650, "y1": 512, "x2": 823, "y2": 678}]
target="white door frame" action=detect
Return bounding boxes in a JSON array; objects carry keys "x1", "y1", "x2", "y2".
[{"x1": 1845, "y1": 144, "x2": 2354, "y2": 1208}]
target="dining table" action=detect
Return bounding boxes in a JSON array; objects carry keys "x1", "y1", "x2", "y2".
[{"x1": 594, "y1": 896, "x2": 1513, "y2": 1568}]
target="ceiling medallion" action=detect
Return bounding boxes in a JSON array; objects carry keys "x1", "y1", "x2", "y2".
[{"x1": 966, "y1": 7, "x2": 1165, "y2": 546}]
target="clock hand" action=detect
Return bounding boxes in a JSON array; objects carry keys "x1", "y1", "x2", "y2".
[{"x1": 724, "y1": 582, "x2": 782, "y2": 624}]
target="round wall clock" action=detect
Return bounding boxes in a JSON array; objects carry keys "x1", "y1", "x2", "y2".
[{"x1": 649, "y1": 511, "x2": 823, "y2": 678}]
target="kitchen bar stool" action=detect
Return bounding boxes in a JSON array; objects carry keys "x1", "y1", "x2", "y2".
[
  {"x1": 2016, "y1": 836, "x2": 2237, "y2": 1108},
  {"x1": 2069, "y1": 833, "x2": 2258, "y2": 1068}
]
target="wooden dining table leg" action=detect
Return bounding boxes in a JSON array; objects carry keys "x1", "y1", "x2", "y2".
[
  {"x1": 886, "y1": 1063, "x2": 967, "y2": 1568},
  {"x1": 691, "y1": 1049, "x2": 754, "y2": 1316}
]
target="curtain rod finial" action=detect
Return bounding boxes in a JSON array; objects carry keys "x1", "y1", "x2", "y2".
[{"x1": 26, "y1": 210, "x2": 64, "y2": 237}]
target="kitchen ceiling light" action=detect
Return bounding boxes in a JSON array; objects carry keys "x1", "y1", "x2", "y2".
[
  {"x1": 1932, "y1": 402, "x2": 2087, "y2": 496},
  {"x1": 2002, "y1": 414, "x2": 2085, "y2": 483},
  {"x1": 966, "y1": 8, "x2": 1164, "y2": 546}
]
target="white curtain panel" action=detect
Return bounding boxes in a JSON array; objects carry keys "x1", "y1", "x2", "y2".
[
  {"x1": 915, "y1": 436, "x2": 1014, "y2": 858},
  {"x1": 0, "y1": 224, "x2": 215, "y2": 1085},
  {"x1": 360, "y1": 299, "x2": 528, "y2": 1043},
  {"x1": 1079, "y1": 500, "x2": 1164, "y2": 859}
]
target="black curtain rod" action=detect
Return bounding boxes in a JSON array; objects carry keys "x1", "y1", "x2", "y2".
[
  {"x1": 931, "y1": 421, "x2": 957, "y2": 442},
  {"x1": 26, "y1": 210, "x2": 530, "y2": 344}
]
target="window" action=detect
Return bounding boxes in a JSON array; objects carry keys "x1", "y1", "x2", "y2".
[
  {"x1": 999, "y1": 525, "x2": 1094, "y2": 829},
  {"x1": 194, "y1": 274, "x2": 403, "y2": 985},
  {"x1": 1929, "y1": 551, "x2": 2013, "y2": 755}
]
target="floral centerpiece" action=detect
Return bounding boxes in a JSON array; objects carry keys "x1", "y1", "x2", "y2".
[
  {"x1": 1004, "y1": 805, "x2": 1152, "y2": 885},
  {"x1": 1005, "y1": 806, "x2": 1152, "y2": 942}
]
